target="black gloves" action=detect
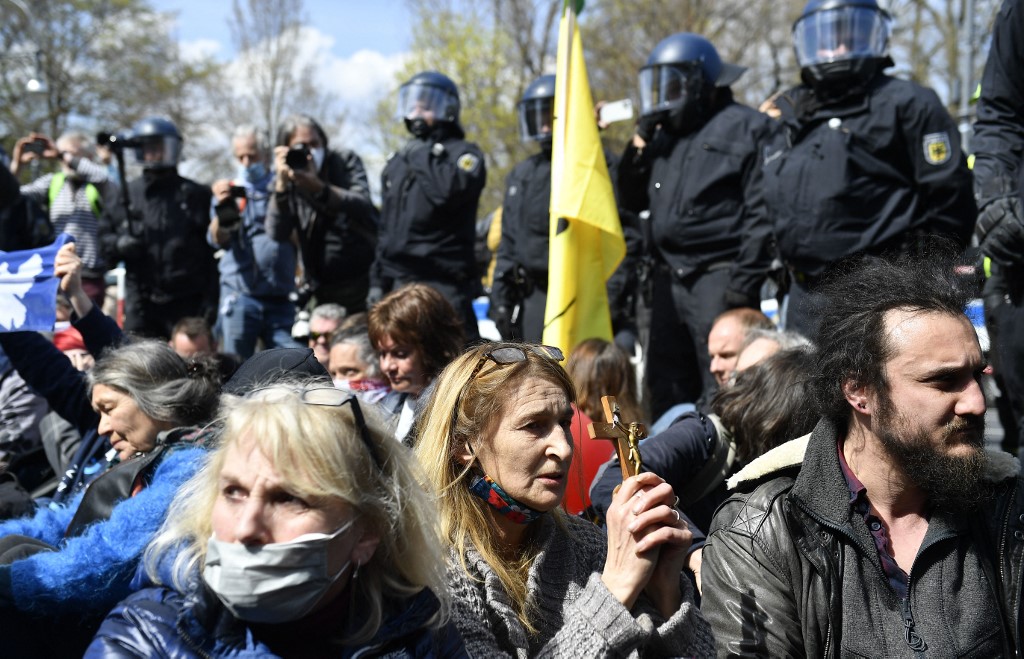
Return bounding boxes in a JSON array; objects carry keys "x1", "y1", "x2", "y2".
[{"x1": 976, "y1": 195, "x2": 1024, "y2": 267}]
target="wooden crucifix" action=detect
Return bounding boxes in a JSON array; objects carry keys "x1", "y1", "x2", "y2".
[{"x1": 587, "y1": 395, "x2": 647, "y2": 482}]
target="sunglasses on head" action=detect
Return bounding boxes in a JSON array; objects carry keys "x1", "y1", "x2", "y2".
[
  {"x1": 250, "y1": 387, "x2": 383, "y2": 470},
  {"x1": 448, "y1": 344, "x2": 564, "y2": 445}
]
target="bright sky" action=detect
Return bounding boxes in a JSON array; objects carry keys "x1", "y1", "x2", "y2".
[
  {"x1": 153, "y1": 0, "x2": 411, "y2": 59},
  {"x1": 150, "y1": 0, "x2": 413, "y2": 185}
]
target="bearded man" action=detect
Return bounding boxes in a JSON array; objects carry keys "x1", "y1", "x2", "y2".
[{"x1": 701, "y1": 249, "x2": 1024, "y2": 656}]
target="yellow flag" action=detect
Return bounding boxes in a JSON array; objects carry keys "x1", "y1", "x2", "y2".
[{"x1": 542, "y1": 6, "x2": 626, "y2": 356}]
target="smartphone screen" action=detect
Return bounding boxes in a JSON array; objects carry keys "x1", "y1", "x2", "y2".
[{"x1": 600, "y1": 99, "x2": 634, "y2": 125}]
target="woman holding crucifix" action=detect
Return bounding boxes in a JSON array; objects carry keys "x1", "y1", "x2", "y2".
[{"x1": 415, "y1": 342, "x2": 714, "y2": 657}]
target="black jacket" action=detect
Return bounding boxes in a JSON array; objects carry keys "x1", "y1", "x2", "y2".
[
  {"x1": 99, "y1": 169, "x2": 215, "y2": 300},
  {"x1": 765, "y1": 75, "x2": 976, "y2": 277},
  {"x1": 702, "y1": 419, "x2": 1024, "y2": 657},
  {"x1": 618, "y1": 100, "x2": 776, "y2": 301},
  {"x1": 266, "y1": 148, "x2": 377, "y2": 290},
  {"x1": 373, "y1": 127, "x2": 486, "y2": 287}
]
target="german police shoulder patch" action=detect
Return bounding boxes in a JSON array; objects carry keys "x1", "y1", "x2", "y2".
[
  {"x1": 457, "y1": 153, "x2": 480, "y2": 173},
  {"x1": 923, "y1": 132, "x2": 952, "y2": 165}
]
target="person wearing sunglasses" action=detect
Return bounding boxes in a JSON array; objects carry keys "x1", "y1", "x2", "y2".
[
  {"x1": 416, "y1": 343, "x2": 713, "y2": 657},
  {"x1": 88, "y1": 383, "x2": 466, "y2": 657}
]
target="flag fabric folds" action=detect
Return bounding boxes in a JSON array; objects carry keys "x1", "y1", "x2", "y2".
[
  {"x1": 0, "y1": 233, "x2": 71, "y2": 332},
  {"x1": 542, "y1": 2, "x2": 626, "y2": 356}
]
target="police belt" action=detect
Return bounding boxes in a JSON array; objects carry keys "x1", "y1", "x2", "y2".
[{"x1": 655, "y1": 260, "x2": 732, "y2": 281}]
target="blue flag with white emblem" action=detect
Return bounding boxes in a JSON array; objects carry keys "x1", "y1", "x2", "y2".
[{"x1": 0, "y1": 233, "x2": 72, "y2": 332}]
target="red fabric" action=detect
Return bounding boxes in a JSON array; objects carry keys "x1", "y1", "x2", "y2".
[
  {"x1": 562, "y1": 405, "x2": 615, "y2": 515},
  {"x1": 53, "y1": 326, "x2": 86, "y2": 352}
]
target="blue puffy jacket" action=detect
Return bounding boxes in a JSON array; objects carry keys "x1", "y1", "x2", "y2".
[{"x1": 87, "y1": 575, "x2": 468, "y2": 658}]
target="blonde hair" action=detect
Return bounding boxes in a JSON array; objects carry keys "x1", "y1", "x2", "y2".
[
  {"x1": 143, "y1": 381, "x2": 448, "y2": 643},
  {"x1": 415, "y1": 343, "x2": 575, "y2": 634}
]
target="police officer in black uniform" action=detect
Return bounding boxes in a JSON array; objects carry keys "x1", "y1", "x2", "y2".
[
  {"x1": 491, "y1": 75, "x2": 639, "y2": 344},
  {"x1": 618, "y1": 33, "x2": 775, "y2": 419},
  {"x1": 973, "y1": 0, "x2": 1024, "y2": 450},
  {"x1": 764, "y1": 0, "x2": 975, "y2": 336},
  {"x1": 99, "y1": 117, "x2": 216, "y2": 338},
  {"x1": 371, "y1": 71, "x2": 486, "y2": 341}
]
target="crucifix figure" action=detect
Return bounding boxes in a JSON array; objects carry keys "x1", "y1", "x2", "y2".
[{"x1": 587, "y1": 395, "x2": 647, "y2": 482}]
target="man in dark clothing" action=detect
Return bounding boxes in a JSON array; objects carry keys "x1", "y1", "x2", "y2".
[
  {"x1": 618, "y1": 33, "x2": 775, "y2": 419},
  {"x1": 99, "y1": 117, "x2": 217, "y2": 339},
  {"x1": 972, "y1": 0, "x2": 1024, "y2": 452},
  {"x1": 371, "y1": 71, "x2": 486, "y2": 341},
  {"x1": 491, "y1": 74, "x2": 639, "y2": 344},
  {"x1": 266, "y1": 114, "x2": 378, "y2": 315},
  {"x1": 702, "y1": 252, "x2": 1024, "y2": 656},
  {"x1": 764, "y1": 0, "x2": 975, "y2": 337}
]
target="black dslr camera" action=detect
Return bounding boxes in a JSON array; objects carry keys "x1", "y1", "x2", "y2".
[
  {"x1": 285, "y1": 143, "x2": 311, "y2": 170},
  {"x1": 96, "y1": 131, "x2": 142, "y2": 153}
]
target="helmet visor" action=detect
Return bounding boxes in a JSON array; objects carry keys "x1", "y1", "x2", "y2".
[
  {"x1": 518, "y1": 97, "x2": 554, "y2": 142},
  {"x1": 638, "y1": 65, "x2": 695, "y2": 117},
  {"x1": 794, "y1": 6, "x2": 890, "y2": 68},
  {"x1": 396, "y1": 83, "x2": 458, "y2": 123},
  {"x1": 132, "y1": 135, "x2": 181, "y2": 169}
]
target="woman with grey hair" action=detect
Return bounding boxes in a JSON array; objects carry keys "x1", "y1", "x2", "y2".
[
  {"x1": 328, "y1": 325, "x2": 396, "y2": 405},
  {"x1": 0, "y1": 328, "x2": 221, "y2": 656}
]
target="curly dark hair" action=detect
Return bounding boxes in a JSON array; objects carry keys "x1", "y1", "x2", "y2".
[
  {"x1": 712, "y1": 347, "x2": 819, "y2": 462},
  {"x1": 810, "y1": 248, "x2": 976, "y2": 428}
]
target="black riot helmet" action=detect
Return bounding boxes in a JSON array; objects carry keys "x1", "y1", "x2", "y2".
[
  {"x1": 130, "y1": 116, "x2": 182, "y2": 170},
  {"x1": 397, "y1": 71, "x2": 461, "y2": 138},
  {"x1": 518, "y1": 74, "x2": 555, "y2": 144},
  {"x1": 793, "y1": 0, "x2": 891, "y2": 87},
  {"x1": 638, "y1": 33, "x2": 746, "y2": 135}
]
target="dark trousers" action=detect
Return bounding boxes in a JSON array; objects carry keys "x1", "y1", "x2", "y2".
[
  {"x1": 124, "y1": 279, "x2": 212, "y2": 340},
  {"x1": 646, "y1": 266, "x2": 729, "y2": 420},
  {"x1": 782, "y1": 274, "x2": 825, "y2": 341},
  {"x1": 986, "y1": 269, "x2": 1024, "y2": 453}
]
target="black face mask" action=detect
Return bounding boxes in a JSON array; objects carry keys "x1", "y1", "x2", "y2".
[{"x1": 404, "y1": 117, "x2": 430, "y2": 138}]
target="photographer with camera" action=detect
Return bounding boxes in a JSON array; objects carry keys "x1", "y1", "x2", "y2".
[
  {"x1": 265, "y1": 114, "x2": 378, "y2": 315},
  {"x1": 10, "y1": 131, "x2": 114, "y2": 306},
  {"x1": 208, "y1": 125, "x2": 301, "y2": 359},
  {"x1": 98, "y1": 116, "x2": 216, "y2": 339}
]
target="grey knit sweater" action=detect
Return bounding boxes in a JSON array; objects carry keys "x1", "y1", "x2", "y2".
[{"x1": 447, "y1": 513, "x2": 715, "y2": 658}]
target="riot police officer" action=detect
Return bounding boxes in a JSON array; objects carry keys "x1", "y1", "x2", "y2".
[
  {"x1": 618, "y1": 33, "x2": 775, "y2": 419},
  {"x1": 99, "y1": 117, "x2": 216, "y2": 338},
  {"x1": 764, "y1": 0, "x2": 975, "y2": 336},
  {"x1": 371, "y1": 71, "x2": 486, "y2": 341},
  {"x1": 491, "y1": 75, "x2": 638, "y2": 344},
  {"x1": 973, "y1": 0, "x2": 1024, "y2": 449}
]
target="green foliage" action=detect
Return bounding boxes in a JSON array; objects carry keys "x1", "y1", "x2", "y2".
[{"x1": 0, "y1": 0, "x2": 218, "y2": 149}]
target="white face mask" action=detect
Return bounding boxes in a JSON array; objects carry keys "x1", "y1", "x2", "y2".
[
  {"x1": 311, "y1": 147, "x2": 326, "y2": 172},
  {"x1": 203, "y1": 518, "x2": 356, "y2": 624}
]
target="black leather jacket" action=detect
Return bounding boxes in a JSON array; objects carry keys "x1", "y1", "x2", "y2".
[{"x1": 702, "y1": 419, "x2": 1024, "y2": 657}]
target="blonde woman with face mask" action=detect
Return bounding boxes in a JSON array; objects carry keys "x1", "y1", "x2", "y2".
[{"x1": 87, "y1": 383, "x2": 466, "y2": 657}]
